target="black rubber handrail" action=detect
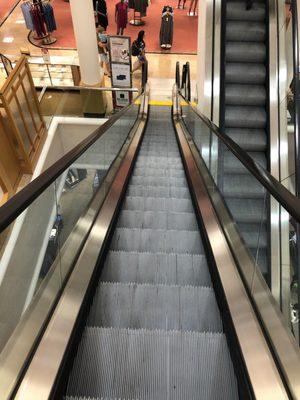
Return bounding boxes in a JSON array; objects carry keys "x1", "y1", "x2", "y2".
[
  {"x1": 177, "y1": 91, "x2": 300, "y2": 223},
  {"x1": 0, "y1": 93, "x2": 142, "y2": 232}
]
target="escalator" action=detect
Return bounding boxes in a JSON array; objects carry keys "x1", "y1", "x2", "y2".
[
  {"x1": 220, "y1": 0, "x2": 269, "y2": 276},
  {"x1": 0, "y1": 82, "x2": 299, "y2": 400},
  {"x1": 65, "y1": 106, "x2": 239, "y2": 399}
]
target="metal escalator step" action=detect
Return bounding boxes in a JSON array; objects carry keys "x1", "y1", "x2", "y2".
[
  {"x1": 133, "y1": 167, "x2": 185, "y2": 178},
  {"x1": 223, "y1": 174, "x2": 265, "y2": 198},
  {"x1": 118, "y1": 210, "x2": 198, "y2": 231},
  {"x1": 88, "y1": 282, "x2": 222, "y2": 332},
  {"x1": 123, "y1": 196, "x2": 193, "y2": 213},
  {"x1": 225, "y1": 128, "x2": 267, "y2": 151},
  {"x1": 238, "y1": 222, "x2": 267, "y2": 248},
  {"x1": 66, "y1": 327, "x2": 238, "y2": 400},
  {"x1": 101, "y1": 251, "x2": 212, "y2": 287},
  {"x1": 130, "y1": 175, "x2": 187, "y2": 188},
  {"x1": 226, "y1": 2, "x2": 265, "y2": 21},
  {"x1": 225, "y1": 63, "x2": 266, "y2": 84},
  {"x1": 226, "y1": 21, "x2": 266, "y2": 42},
  {"x1": 110, "y1": 228, "x2": 204, "y2": 254},
  {"x1": 226, "y1": 198, "x2": 266, "y2": 223},
  {"x1": 225, "y1": 106, "x2": 267, "y2": 128},
  {"x1": 223, "y1": 151, "x2": 267, "y2": 173},
  {"x1": 139, "y1": 150, "x2": 180, "y2": 158},
  {"x1": 127, "y1": 185, "x2": 191, "y2": 199},
  {"x1": 225, "y1": 84, "x2": 266, "y2": 106},
  {"x1": 135, "y1": 155, "x2": 182, "y2": 167},
  {"x1": 141, "y1": 141, "x2": 178, "y2": 154},
  {"x1": 226, "y1": 42, "x2": 266, "y2": 63}
]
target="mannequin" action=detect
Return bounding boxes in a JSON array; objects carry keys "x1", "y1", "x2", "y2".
[
  {"x1": 95, "y1": 0, "x2": 108, "y2": 29},
  {"x1": 160, "y1": 6, "x2": 173, "y2": 49},
  {"x1": 115, "y1": 0, "x2": 128, "y2": 35}
]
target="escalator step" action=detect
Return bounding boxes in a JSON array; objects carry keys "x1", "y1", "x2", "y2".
[
  {"x1": 226, "y1": 21, "x2": 266, "y2": 42},
  {"x1": 135, "y1": 155, "x2": 182, "y2": 167},
  {"x1": 225, "y1": 128, "x2": 267, "y2": 151},
  {"x1": 223, "y1": 151, "x2": 267, "y2": 174},
  {"x1": 133, "y1": 167, "x2": 185, "y2": 178},
  {"x1": 223, "y1": 174, "x2": 266, "y2": 198},
  {"x1": 238, "y1": 222, "x2": 267, "y2": 248},
  {"x1": 224, "y1": 106, "x2": 267, "y2": 128},
  {"x1": 226, "y1": 42, "x2": 266, "y2": 63},
  {"x1": 66, "y1": 327, "x2": 238, "y2": 400},
  {"x1": 130, "y1": 175, "x2": 188, "y2": 188},
  {"x1": 101, "y1": 251, "x2": 212, "y2": 287},
  {"x1": 226, "y1": 198, "x2": 267, "y2": 223},
  {"x1": 225, "y1": 63, "x2": 266, "y2": 84},
  {"x1": 225, "y1": 84, "x2": 266, "y2": 106},
  {"x1": 110, "y1": 228, "x2": 204, "y2": 254},
  {"x1": 88, "y1": 283, "x2": 222, "y2": 332},
  {"x1": 123, "y1": 196, "x2": 193, "y2": 213},
  {"x1": 226, "y1": 2, "x2": 265, "y2": 21},
  {"x1": 127, "y1": 185, "x2": 191, "y2": 199},
  {"x1": 118, "y1": 210, "x2": 198, "y2": 231}
]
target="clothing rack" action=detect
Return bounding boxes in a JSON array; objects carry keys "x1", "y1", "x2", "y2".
[
  {"x1": 21, "y1": 0, "x2": 57, "y2": 45},
  {"x1": 129, "y1": 9, "x2": 145, "y2": 25}
]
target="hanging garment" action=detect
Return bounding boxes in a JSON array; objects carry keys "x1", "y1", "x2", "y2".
[
  {"x1": 21, "y1": 2, "x2": 34, "y2": 30},
  {"x1": 115, "y1": 2, "x2": 128, "y2": 29},
  {"x1": 43, "y1": 3, "x2": 57, "y2": 32},
  {"x1": 96, "y1": 0, "x2": 108, "y2": 29},
  {"x1": 133, "y1": 0, "x2": 148, "y2": 16},
  {"x1": 160, "y1": 6, "x2": 173, "y2": 47},
  {"x1": 30, "y1": 5, "x2": 47, "y2": 37}
]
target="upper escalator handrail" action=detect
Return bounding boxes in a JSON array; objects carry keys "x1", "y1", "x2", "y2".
[
  {"x1": 177, "y1": 92, "x2": 300, "y2": 223},
  {"x1": 0, "y1": 93, "x2": 142, "y2": 233}
]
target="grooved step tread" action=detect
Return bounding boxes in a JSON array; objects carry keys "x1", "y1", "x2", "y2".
[
  {"x1": 110, "y1": 228, "x2": 204, "y2": 254},
  {"x1": 123, "y1": 196, "x2": 194, "y2": 213},
  {"x1": 118, "y1": 210, "x2": 198, "y2": 231},
  {"x1": 88, "y1": 282, "x2": 222, "y2": 332},
  {"x1": 127, "y1": 185, "x2": 191, "y2": 199},
  {"x1": 131, "y1": 176, "x2": 187, "y2": 188},
  {"x1": 101, "y1": 251, "x2": 211, "y2": 287},
  {"x1": 66, "y1": 328, "x2": 238, "y2": 400}
]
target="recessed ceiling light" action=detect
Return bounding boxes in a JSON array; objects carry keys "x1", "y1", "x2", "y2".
[
  {"x1": 3, "y1": 37, "x2": 14, "y2": 43},
  {"x1": 15, "y1": 19, "x2": 25, "y2": 24}
]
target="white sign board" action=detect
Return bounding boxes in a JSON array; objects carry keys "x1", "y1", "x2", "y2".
[
  {"x1": 109, "y1": 36, "x2": 130, "y2": 64},
  {"x1": 111, "y1": 63, "x2": 131, "y2": 88}
]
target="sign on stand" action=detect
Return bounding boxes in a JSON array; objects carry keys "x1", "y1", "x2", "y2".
[{"x1": 108, "y1": 36, "x2": 132, "y2": 109}]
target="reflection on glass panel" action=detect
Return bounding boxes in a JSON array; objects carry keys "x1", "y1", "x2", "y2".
[
  {"x1": 54, "y1": 103, "x2": 139, "y2": 252},
  {"x1": 181, "y1": 99, "x2": 299, "y2": 343},
  {"x1": 0, "y1": 181, "x2": 61, "y2": 354},
  {"x1": 39, "y1": 89, "x2": 115, "y2": 119}
]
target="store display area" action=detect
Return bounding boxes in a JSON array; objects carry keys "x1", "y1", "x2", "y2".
[{"x1": 35, "y1": 0, "x2": 198, "y2": 53}]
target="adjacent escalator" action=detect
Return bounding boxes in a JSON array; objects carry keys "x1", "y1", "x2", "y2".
[
  {"x1": 220, "y1": 0, "x2": 269, "y2": 276},
  {"x1": 65, "y1": 106, "x2": 239, "y2": 400}
]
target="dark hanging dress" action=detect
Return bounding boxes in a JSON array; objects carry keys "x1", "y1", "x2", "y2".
[
  {"x1": 160, "y1": 6, "x2": 174, "y2": 48},
  {"x1": 96, "y1": 0, "x2": 108, "y2": 29}
]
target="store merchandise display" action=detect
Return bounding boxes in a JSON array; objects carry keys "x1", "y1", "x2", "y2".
[
  {"x1": 21, "y1": 0, "x2": 57, "y2": 44},
  {"x1": 160, "y1": 5, "x2": 173, "y2": 49}
]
